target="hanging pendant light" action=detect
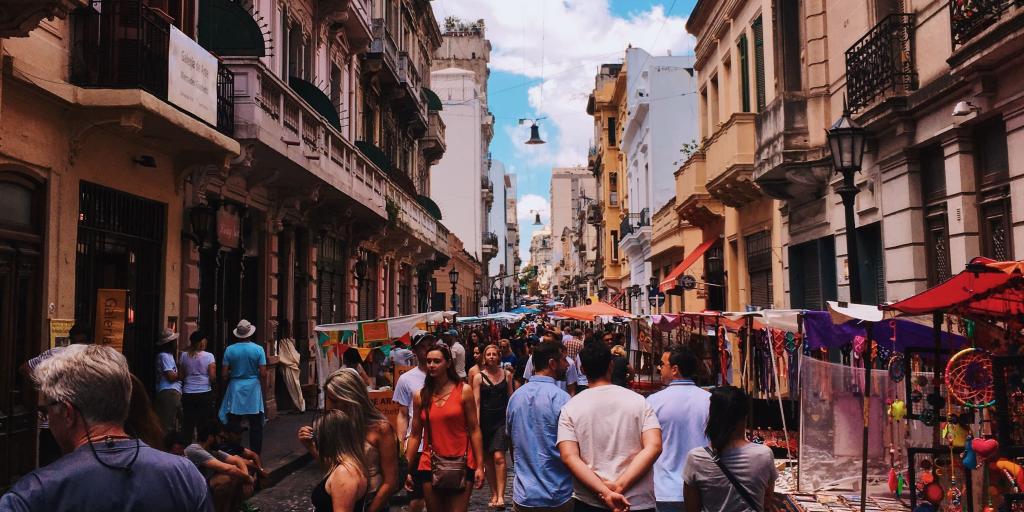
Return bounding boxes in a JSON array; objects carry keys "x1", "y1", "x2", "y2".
[
  {"x1": 518, "y1": 118, "x2": 547, "y2": 145},
  {"x1": 533, "y1": 211, "x2": 542, "y2": 225}
]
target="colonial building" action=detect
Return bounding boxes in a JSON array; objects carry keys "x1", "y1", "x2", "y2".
[
  {"x1": 617, "y1": 48, "x2": 699, "y2": 315},
  {"x1": 549, "y1": 166, "x2": 596, "y2": 302},
  {"x1": 0, "y1": 0, "x2": 453, "y2": 482},
  {"x1": 429, "y1": 18, "x2": 495, "y2": 288},
  {"x1": 587, "y1": 63, "x2": 626, "y2": 302},
  {"x1": 686, "y1": 1, "x2": 786, "y2": 312},
  {"x1": 528, "y1": 225, "x2": 554, "y2": 296}
]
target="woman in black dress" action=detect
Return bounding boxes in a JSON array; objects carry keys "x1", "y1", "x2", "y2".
[{"x1": 471, "y1": 344, "x2": 513, "y2": 509}]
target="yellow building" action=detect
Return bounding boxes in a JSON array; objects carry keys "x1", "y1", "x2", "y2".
[
  {"x1": 686, "y1": 0, "x2": 785, "y2": 311},
  {"x1": 586, "y1": 63, "x2": 626, "y2": 299}
]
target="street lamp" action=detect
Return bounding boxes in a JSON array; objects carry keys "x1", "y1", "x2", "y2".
[
  {"x1": 448, "y1": 266, "x2": 459, "y2": 311},
  {"x1": 826, "y1": 100, "x2": 867, "y2": 304}
]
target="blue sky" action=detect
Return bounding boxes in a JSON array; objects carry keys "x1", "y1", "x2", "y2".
[{"x1": 432, "y1": 0, "x2": 699, "y2": 262}]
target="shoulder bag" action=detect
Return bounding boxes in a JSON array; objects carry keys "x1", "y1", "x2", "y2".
[
  {"x1": 704, "y1": 447, "x2": 762, "y2": 512},
  {"x1": 426, "y1": 384, "x2": 468, "y2": 491}
]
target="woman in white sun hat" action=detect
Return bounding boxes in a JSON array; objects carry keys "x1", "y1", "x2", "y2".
[
  {"x1": 218, "y1": 319, "x2": 267, "y2": 454},
  {"x1": 154, "y1": 328, "x2": 182, "y2": 434}
]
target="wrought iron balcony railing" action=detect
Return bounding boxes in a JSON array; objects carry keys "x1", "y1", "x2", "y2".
[
  {"x1": 618, "y1": 208, "x2": 650, "y2": 238},
  {"x1": 70, "y1": 0, "x2": 234, "y2": 136},
  {"x1": 845, "y1": 13, "x2": 916, "y2": 112},
  {"x1": 950, "y1": 0, "x2": 1007, "y2": 48},
  {"x1": 482, "y1": 232, "x2": 499, "y2": 246}
]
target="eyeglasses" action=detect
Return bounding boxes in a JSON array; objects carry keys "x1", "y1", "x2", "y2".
[{"x1": 37, "y1": 401, "x2": 61, "y2": 420}]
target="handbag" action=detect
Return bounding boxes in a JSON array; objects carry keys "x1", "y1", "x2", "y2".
[
  {"x1": 426, "y1": 384, "x2": 468, "y2": 491},
  {"x1": 704, "y1": 447, "x2": 762, "y2": 512}
]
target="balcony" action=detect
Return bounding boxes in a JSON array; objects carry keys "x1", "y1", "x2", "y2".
[
  {"x1": 397, "y1": 52, "x2": 428, "y2": 127},
  {"x1": 674, "y1": 152, "x2": 724, "y2": 228},
  {"x1": 70, "y1": 1, "x2": 235, "y2": 137},
  {"x1": 481, "y1": 176, "x2": 494, "y2": 205},
  {"x1": 367, "y1": 18, "x2": 400, "y2": 84},
  {"x1": 420, "y1": 111, "x2": 446, "y2": 162},
  {"x1": 947, "y1": 1, "x2": 1024, "y2": 72},
  {"x1": 619, "y1": 208, "x2": 650, "y2": 239},
  {"x1": 753, "y1": 93, "x2": 830, "y2": 201},
  {"x1": 845, "y1": 13, "x2": 916, "y2": 113},
  {"x1": 586, "y1": 201, "x2": 604, "y2": 225},
  {"x1": 318, "y1": 0, "x2": 372, "y2": 49},
  {"x1": 482, "y1": 232, "x2": 499, "y2": 259},
  {"x1": 703, "y1": 113, "x2": 760, "y2": 208},
  {"x1": 1, "y1": 0, "x2": 86, "y2": 37},
  {"x1": 226, "y1": 58, "x2": 448, "y2": 258}
]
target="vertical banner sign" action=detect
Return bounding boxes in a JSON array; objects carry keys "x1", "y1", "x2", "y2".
[
  {"x1": 49, "y1": 319, "x2": 75, "y2": 349},
  {"x1": 95, "y1": 289, "x2": 128, "y2": 352},
  {"x1": 167, "y1": 26, "x2": 218, "y2": 125}
]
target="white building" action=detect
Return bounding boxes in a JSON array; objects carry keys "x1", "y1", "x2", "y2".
[
  {"x1": 489, "y1": 159, "x2": 508, "y2": 278},
  {"x1": 619, "y1": 48, "x2": 699, "y2": 313},
  {"x1": 430, "y1": 24, "x2": 495, "y2": 266},
  {"x1": 529, "y1": 226, "x2": 554, "y2": 295}
]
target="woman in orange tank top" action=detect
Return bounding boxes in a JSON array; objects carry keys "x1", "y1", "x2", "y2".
[{"x1": 405, "y1": 342, "x2": 485, "y2": 511}]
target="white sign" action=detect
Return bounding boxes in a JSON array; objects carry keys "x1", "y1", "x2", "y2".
[{"x1": 167, "y1": 26, "x2": 218, "y2": 126}]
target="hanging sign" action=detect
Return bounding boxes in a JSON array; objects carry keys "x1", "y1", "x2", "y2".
[
  {"x1": 360, "y1": 321, "x2": 389, "y2": 344},
  {"x1": 49, "y1": 319, "x2": 75, "y2": 349},
  {"x1": 95, "y1": 289, "x2": 128, "y2": 352},
  {"x1": 167, "y1": 26, "x2": 218, "y2": 125}
]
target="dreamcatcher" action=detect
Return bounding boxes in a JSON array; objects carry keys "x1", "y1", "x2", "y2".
[{"x1": 944, "y1": 347, "x2": 996, "y2": 409}]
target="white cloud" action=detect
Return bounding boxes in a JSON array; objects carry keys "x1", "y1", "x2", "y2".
[
  {"x1": 435, "y1": 0, "x2": 696, "y2": 167},
  {"x1": 516, "y1": 193, "x2": 550, "y2": 223}
]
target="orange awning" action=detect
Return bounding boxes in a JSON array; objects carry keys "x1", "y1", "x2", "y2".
[
  {"x1": 659, "y1": 237, "x2": 718, "y2": 292},
  {"x1": 553, "y1": 302, "x2": 633, "y2": 321}
]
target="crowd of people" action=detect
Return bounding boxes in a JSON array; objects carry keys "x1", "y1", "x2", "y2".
[
  {"x1": 297, "y1": 322, "x2": 778, "y2": 512},
  {"x1": 3, "y1": 319, "x2": 272, "y2": 512},
  {"x1": 1, "y1": 318, "x2": 778, "y2": 512}
]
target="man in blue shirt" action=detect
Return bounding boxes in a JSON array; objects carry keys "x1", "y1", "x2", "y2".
[
  {"x1": 646, "y1": 346, "x2": 710, "y2": 512},
  {"x1": 506, "y1": 341, "x2": 573, "y2": 512},
  {"x1": 1, "y1": 344, "x2": 211, "y2": 512}
]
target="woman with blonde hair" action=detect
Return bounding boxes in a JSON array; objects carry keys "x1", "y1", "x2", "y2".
[
  {"x1": 299, "y1": 368, "x2": 399, "y2": 512},
  {"x1": 310, "y1": 409, "x2": 369, "y2": 512},
  {"x1": 471, "y1": 344, "x2": 513, "y2": 509}
]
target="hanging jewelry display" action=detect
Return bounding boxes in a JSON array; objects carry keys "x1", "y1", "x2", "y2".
[{"x1": 945, "y1": 347, "x2": 996, "y2": 409}]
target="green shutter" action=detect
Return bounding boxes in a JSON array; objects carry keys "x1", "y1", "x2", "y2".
[
  {"x1": 738, "y1": 33, "x2": 751, "y2": 113},
  {"x1": 752, "y1": 16, "x2": 766, "y2": 112}
]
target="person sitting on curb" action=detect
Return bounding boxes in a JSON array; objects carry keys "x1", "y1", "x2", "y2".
[
  {"x1": 185, "y1": 422, "x2": 255, "y2": 512},
  {"x1": 216, "y1": 422, "x2": 269, "y2": 484}
]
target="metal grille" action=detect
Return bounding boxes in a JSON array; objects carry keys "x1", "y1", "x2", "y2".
[
  {"x1": 950, "y1": 0, "x2": 1007, "y2": 49},
  {"x1": 399, "y1": 264, "x2": 412, "y2": 315},
  {"x1": 845, "y1": 13, "x2": 917, "y2": 112},
  {"x1": 317, "y1": 236, "x2": 346, "y2": 324},
  {"x1": 704, "y1": 241, "x2": 725, "y2": 311},
  {"x1": 357, "y1": 252, "x2": 379, "y2": 320},
  {"x1": 925, "y1": 211, "x2": 951, "y2": 286},
  {"x1": 745, "y1": 231, "x2": 772, "y2": 308},
  {"x1": 217, "y1": 66, "x2": 235, "y2": 136},
  {"x1": 76, "y1": 181, "x2": 165, "y2": 390},
  {"x1": 981, "y1": 197, "x2": 1012, "y2": 261},
  {"x1": 738, "y1": 33, "x2": 751, "y2": 113}
]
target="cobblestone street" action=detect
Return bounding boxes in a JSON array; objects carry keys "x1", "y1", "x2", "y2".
[{"x1": 250, "y1": 460, "x2": 514, "y2": 512}]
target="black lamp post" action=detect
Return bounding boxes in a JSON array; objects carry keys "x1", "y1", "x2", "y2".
[
  {"x1": 827, "y1": 100, "x2": 870, "y2": 512},
  {"x1": 474, "y1": 279, "x2": 481, "y2": 315},
  {"x1": 826, "y1": 101, "x2": 867, "y2": 305},
  {"x1": 188, "y1": 205, "x2": 216, "y2": 248},
  {"x1": 448, "y1": 267, "x2": 459, "y2": 310}
]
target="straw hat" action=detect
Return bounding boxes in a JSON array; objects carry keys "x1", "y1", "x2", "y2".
[
  {"x1": 233, "y1": 319, "x2": 256, "y2": 340},
  {"x1": 156, "y1": 328, "x2": 178, "y2": 346}
]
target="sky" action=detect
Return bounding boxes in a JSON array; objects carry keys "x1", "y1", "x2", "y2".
[{"x1": 431, "y1": 0, "x2": 699, "y2": 264}]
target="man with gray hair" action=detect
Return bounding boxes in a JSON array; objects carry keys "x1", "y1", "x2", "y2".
[{"x1": 0, "y1": 344, "x2": 212, "y2": 511}]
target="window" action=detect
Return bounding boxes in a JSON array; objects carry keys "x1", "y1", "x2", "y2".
[
  {"x1": 788, "y1": 237, "x2": 837, "y2": 310},
  {"x1": 709, "y1": 75, "x2": 720, "y2": 127},
  {"x1": 745, "y1": 230, "x2": 772, "y2": 308},
  {"x1": 699, "y1": 87, "x2": 709, "y2": 137},
  {"x1": 609, "y1": 172, "x2": 619, "y2": 206},
  {"x1": 607, "y1": 116, "x2": 617, "y2": 147},
  {"x1": 752, "y1": 16, "x2": 766, "y2": 111},
  {"x1": 611, "y1": 230, "x2": 619, "y2": 261},
  {"x1": 704, "y1": 240, "x2": 725, "y2": 311},
  {"x1": 856, "y1": 223, "x2": 886, "y2": 305},
  {"x1": 738, "y1": 34, "x2": 751, "y2": 113},
  {"x1": 975, "y1": 118, "x2": 1012, "y2": 260},
  {"x1": 778, "y1": 0, "x2": 802, "y2": 92},
  {"x1": 920, "y1": 145, "x2": 951, "y2": 286},
  {"x1": 317, "y1": 236, "x2": 347, "y2": 324}
]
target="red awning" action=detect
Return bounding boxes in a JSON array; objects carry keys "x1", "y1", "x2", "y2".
[
  {"x1": 884, "y1": 257, "x2": 1024, "y2": 318},
  {"x1": 659, "y1": 238, "x2": 718, "y2": 292},
  {"x1": 552, "y1": 302, "x2": 633, "y2": 321}
]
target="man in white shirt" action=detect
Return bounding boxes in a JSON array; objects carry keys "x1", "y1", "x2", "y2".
[
  {"x1": 393, "y1": 333, "x2": 435, "y2": 512},
  {"x1": 646, "y1": 346, "x2": 710, "y2": 512},
  {"x1": 558, "y1": 342, "x2": 662, "y2": 512},
  {"x1": 447, "y1": 329, "x2": 467, "y2": 379}
]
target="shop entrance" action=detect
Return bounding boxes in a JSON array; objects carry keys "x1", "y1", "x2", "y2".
[{"x1": 75, "y1": 181, "x2": 166, "y2": 391}]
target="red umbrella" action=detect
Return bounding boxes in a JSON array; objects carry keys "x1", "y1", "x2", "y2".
[
  {"x1": 553, "y1": 302, "x2": 633, "y2": 321},
  {"x1": 884, "y1": 257, "x2": 1024, "y2": 319}
]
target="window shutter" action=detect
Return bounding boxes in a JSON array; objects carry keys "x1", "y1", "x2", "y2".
[
  {"x1": 738, "y1": 33, "x2": 751, "y2": 113},
  {"x1": 752, "y1": 17, "x2": 766, "y2": 112},
  {"x1": 607, "y1": 117, "x2": 617, "y2": 147}
]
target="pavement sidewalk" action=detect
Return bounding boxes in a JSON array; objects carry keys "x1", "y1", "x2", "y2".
[{"x1": 245, "y1": 410, "x2": 316, "y2": 487}]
